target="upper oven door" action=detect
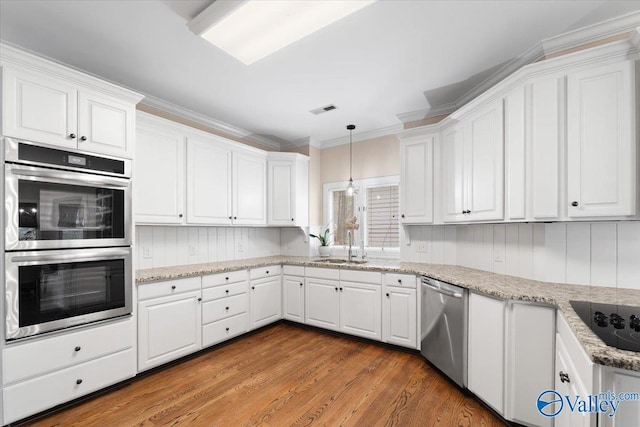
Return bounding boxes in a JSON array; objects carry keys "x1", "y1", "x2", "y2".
[{"x1": 5, "y1": 163, "x2": 131, "y2": 250}]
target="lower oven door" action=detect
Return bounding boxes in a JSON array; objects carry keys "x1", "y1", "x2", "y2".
[{"x1": 5, "y1": 247, "x2": 132, "y2": 340}]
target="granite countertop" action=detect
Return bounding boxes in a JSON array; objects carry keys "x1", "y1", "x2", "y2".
[{"x1": 136, "y1": 255, "x2": 640, "y2": 372}]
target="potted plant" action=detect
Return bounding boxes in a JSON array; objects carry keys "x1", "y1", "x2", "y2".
[{"x1": 309, "y1": 228, "x2": 331, "y2": 257}]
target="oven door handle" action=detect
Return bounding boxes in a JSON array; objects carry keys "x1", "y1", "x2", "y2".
[
  {"x1": 10, "y1": 248, "x2": 131, "y2": 264},
  {"x1": 10, "y1": 167, "x2": 129, "y2": 188}
]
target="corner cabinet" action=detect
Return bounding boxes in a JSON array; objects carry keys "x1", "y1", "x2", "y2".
[
  {"x1": 267, "y1": 153, "x2": 309, "y2": 227},
  {"x1": 399, "y1": 133, "x2": 434, "y2": 224},
  {"x1": 1, "y1": 46, "x2": 142, "y2": 158},
  {"x1": 567, "y1": 61, "x2": 636, "y2": 218},
  {"x1": 249, "y1": 266, "x2": 282, "y2": 329},
  {"x1": 282, "y1": 266, "x2": 306, "y2": 323}
]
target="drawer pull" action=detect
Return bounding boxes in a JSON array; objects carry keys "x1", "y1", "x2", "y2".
[
  {"x1": 225, "y1": 327, "x2": 230, "y2": 332},
  {"x1": 198, "y1": 297, "x2": 202, "y2": 302},
  {"x1": 386, "y1": 293, "x2": 390, "y2": 297},
  {"x1": 225, "y1": 289, "x2": 230, "y2": 294},
  {"x1": 225, "y1": 306, "x2": 229, "y2": 311},
  {"x1": 559, "y1": 371, "x2": 570, "y2": 383},
  {"x1": 74, "y1": 346, "x2": 81, "y2": 352},
  {"x1": 300, "y1": 283, "x2": 303, "y2": 287},
  {"x1": 76, "y1": 379, "x2": 83, "y2": 385},
  {"x1": 397, "y1": 279, "x2": 402, "y2": 284},
  {"x1": 266, "y1": 270, "x2": 269, "y2": 274},
  {"x1": 171, "y1": 285, "x2": 176, "y2": 290},
  {"x1": 252, "y1": 286, "x2": 255, "y2": 290}
]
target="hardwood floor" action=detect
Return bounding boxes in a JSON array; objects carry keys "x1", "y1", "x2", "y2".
[{"x1": 24, "y1": 323, "x2": 505, "y2": 426}]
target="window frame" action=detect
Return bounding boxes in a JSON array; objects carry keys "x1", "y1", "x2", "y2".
[{"x1": 323, "y1": 175, "x2": 400, "y2": 258}]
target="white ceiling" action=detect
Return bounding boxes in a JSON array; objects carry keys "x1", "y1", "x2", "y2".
[{"x1": 1, "y1": 0, "x2": 639, "y2": 144}]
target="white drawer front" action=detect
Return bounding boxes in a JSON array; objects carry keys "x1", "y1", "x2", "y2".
[
  {"x1": 249, "y1": 265, "x2": 281, "y2": 280},
  {"x1": 3, "y1": 348, "x2": 135, "y2": 425},
  {"x1": 202, "y1": 313, "x2": 248, "y2": 348},
  {"x1": 202, "y1": 281, "x2": 248, "y2": 302},
  {"x1": 283, "y1": 265, "x2": 305, "y2": 276},
  {"x1": 202, "y1": 294, "x2": 248, "y2": 324},
  {"x1": 3, "y1": 318, "x2": 133, "y2": 385},
  {"x1": 305, "y1": 266, "x2": 340, "y2": 280},
  {"x1": 340, "y1": 269, "x2": 381, "y2": 284},
  {"x1": 202, "y1": 270, "x2": 248, "y2": 288},
  {"x1": 138, "y1": 277, "x2": 201, "y2": 301},
  {"x1": 384, "y1": 273, "x2": 416, "y2": 288}
]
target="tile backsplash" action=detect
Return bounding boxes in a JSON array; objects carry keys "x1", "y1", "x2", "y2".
[{"x1": 402, "y1": 221, "x2": 640, "y2": 290}]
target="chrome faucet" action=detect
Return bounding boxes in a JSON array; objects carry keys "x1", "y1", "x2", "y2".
[{"x1": 347, "y1": 230, "x2": 357, "y2": 262}]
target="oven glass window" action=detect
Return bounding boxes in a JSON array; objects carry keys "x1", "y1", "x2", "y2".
[
  {"x1": 18, "y1": 259, "x2": 126, "y2": 327},
  {"x1": 18, "y1": 180, "x2": 125, "y2": 242}
]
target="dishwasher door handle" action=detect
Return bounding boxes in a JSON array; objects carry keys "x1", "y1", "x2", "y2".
[{"x1": 422, "y1": 282, "x2": 463, "y2": 299}]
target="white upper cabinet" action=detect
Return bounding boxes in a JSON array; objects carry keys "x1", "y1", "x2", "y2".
[
  {"x1": 505, "y1": 86, "x2": 527, "y2": 221},
  {"x1": 442, "y1": 100, "x2": 504, "y2": 222},
  {"x1": 1, "y1": 45, "x2": 142, "y2": 158},
  {"x1": 233, "y1": 150, "x2": 267, "y2": 225},
  {"x1": 135, "y1": 118, "x2": 185, "y2": 224},
  {"x1": 267, "y1": 153, "x2": 309, "y2": 227},
  {"x1": 186, "y1": 136, "x2": 233, "y2": 225},
  {"x1": 567, "y1": 61, "x2": 636, "y2": 218},
  {"x1": 399, "y1": 134, "x2": 434, "y2": 224}
]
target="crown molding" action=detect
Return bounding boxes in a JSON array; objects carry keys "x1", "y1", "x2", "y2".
[
  {"x1": 320, "y1": 123, "x2": 403, "y2": 149},
  {"x1": 541, "y1": 11, "x2": 640, "y2": 57},
  {"x1": 396, "y1": 109, "x2": 429, "y2": 123}
]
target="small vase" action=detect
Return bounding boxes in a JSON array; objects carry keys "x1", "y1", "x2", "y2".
[{"x1": 318, "y1": 246, "x2": 331, "y2": 257}]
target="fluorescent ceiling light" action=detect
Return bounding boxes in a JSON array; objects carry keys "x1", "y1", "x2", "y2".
[{"x1": 188, "y1": 0, "x2": 376, "y2": 65}]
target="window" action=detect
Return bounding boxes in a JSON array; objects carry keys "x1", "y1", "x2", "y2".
[{"x1": 324, "y1": 176, "x2": 400, "y2": 253}]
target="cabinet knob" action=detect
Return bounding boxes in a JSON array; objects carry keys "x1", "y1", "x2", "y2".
[
  {"x1": 69, "y1": 133, "x2": 76, "y2": 139},
  {"x1": 339, "y1": 287, "x2": 343, "y2": 291},
  {"x1": 228, "y1": 216, "x2": 232, "y2": 220},
  {"x1": 571, "y1": 201, "x2": 579, "y2": 207},
  {"x1": 291, "y1": 218, "x2": 294, "y2": 221},
  {"x1": 76, "y1": 379, "x2": 83, "y2": 385},
  {"x1": 225, "y1": 306, "x2": 229, "y2": 311},
  {"x1": 226, "y1": 327, "x2": 230, "y2": 332},
  {"x1": 171, "y1": 285, "x2": 176, "y2": 290},
  {"x1": 74, "y1": 346, "x2": 81, "y2": 352},
  {"x1": 225, "y1": 277, "x2": 229, "y2": 281},
  {"x1": 198, "y1": 297, "x2": 202, "y2": 302},
  {"x1": 266, "y1": 270, "x2": 269, "y2": 274},
  {"x1": 397, "y1": 279, "x2": 402, "y2": 284},
  {"x1": 80, "y1": 136, "x2": 87, "y2": 141},
  {"x1": 252, "y1": 286, "x2": 255, "y2": 290},
  {"x1": 233, "y1": 216, "x2": 237, "y2": 220},
  {"x1": 335, "y1": 287, "x2": 338, "y2": 292},
  {"x1": 386, "y1": 293, "x2": 390, "y2": 297},
  {"x1": 179, "y1": 214, "x2": 183, "y2": 218},
  {"x1": 401, "y1": 214, "x2": 405, "y2": 218},
  {"x1": 559, "y1": 371, "x2": 570, "y2": 383},
  {"x1": 225, "y1": 289, "x2": 229, "y2": 294},
  {"x1": 300, "y1": 283, "x2": 303, "y2": 287}
]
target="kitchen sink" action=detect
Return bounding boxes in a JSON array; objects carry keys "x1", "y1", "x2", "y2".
[{"x1": 311, "y1": 258, "x2": 368, "y2": 265}]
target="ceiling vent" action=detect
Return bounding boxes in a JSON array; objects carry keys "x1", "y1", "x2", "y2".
[{"x1": 310, "y1": 104, "x2": 337, "y2": 115}]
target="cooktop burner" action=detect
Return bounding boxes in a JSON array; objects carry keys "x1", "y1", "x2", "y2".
[{"x1": 570, "y1": 301, "x2": 640, "y2": 353}]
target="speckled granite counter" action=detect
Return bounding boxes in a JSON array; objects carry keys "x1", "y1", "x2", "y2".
[{"x1": 136, "y1": 255, "x2": 640, "y2": 372}]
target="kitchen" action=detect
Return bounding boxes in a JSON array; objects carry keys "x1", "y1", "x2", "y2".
[{"x1": 1, "y1": 0, "x2": 640, "y2": 426}]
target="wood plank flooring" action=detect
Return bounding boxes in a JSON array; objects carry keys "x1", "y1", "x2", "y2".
[{"x1": 24, "y1": 323, "x2": 505, "y2": 427}]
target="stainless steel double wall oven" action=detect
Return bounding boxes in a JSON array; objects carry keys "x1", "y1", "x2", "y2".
[{"x1": 4, "y1": 138, "x2": 132, "y2": 340}]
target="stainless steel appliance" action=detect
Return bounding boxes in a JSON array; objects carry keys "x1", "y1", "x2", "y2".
[
  {"x1": 420, "y1": 276, "x2": 468, "y2": 388},
  {"x1": 4, "y1": 138, "x2": 131, "y2": 251}
]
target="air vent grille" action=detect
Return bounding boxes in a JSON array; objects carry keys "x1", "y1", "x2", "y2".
[{"x1": 310, "y1": 104, "x2": 337, "y2": 115}]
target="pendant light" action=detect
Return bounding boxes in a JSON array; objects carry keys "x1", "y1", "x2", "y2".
[{"x1": 346, "y1": 124, "x2": 355, "y2": 196}]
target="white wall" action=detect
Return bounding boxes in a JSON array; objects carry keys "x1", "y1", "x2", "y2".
[
  {"x1": 402, "y1": 221, "x2": 640, "y2": 290},
  {"x1": 136, "y1": 226, "x2": 281, "y2": 269}
]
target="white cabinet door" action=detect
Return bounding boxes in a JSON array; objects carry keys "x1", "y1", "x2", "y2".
[
  {"x1": 135, "y1": 123, "x2": 185, "y2": 224},
  {"x1": 250, "y1": 276, "x2": 281, "y2": 329},
  {"x1": 382, "y1": 286, "x2": 417, "y2": 348},
  {"x1": 505, "y1": 86, "x2": 526, "y2": 220},
  {"x1": 555, "y1": 336, "x2": 595, "y2": 427},
  {"x1": 186, "y1": 137, "x2": 233, "y2": 225},
  {"x1": 268, "y1": 160, "x2": 295, "y2": 226},
  {"x1": 233, "y1": 151, "x2": 266, "y2": 225},
  {"x1": 339, "y1": 281, "x2": 381, "y2": 340},
  {"x1": 2, "y1": 67, "x2": 78, "y2": 148},
  {"x1": 505, "y1": 302, "x2": 555, "y2": 427},
  {"x1": 466, "y1": 100, "x2": 504, "y2": 221},
  {"x1": 567, "y1": 61, "x2": 636, "y2": 218},
  {"x1": 282, "y1": 275, "x2": 305, "y2": 323},
  {"x1": 599, "y1": 367, "x2": 640, "y2": 427},
  {"x1": 399, "y1": 135, "x2": 434, "y2": 224},
  {"x1": 468, "y1": 292, "x2": 505, "y2": 415},
  {"x1": 77, "y1": 90, "x2": 135, "y2": 158},
  {"x1": 442, "y1": 126, "x2": 466, "y2": 222},
  {"x1": 137, "y1": 290, "x2": 202, "y2": 372},
  {"x1": 305, "y1": 277, "x2": 340, "y2": 331}
]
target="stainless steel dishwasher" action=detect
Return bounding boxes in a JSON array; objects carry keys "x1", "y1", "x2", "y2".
[{"x1": 420, "y1": 276, "x2": 468, "y2": 388}]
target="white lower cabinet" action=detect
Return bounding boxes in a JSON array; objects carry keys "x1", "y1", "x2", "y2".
[
  {"x1": 283, "y1": 275, "x2": 305, "y2": 323},
  {"x1": 382, "y1": 282, "x2": 417, "y2": 349},
  {"x1": 201, "y1": 271, "x2": 249, "y2": 347},
  {"x1": 137, "y1": 277, "x2": 202, "y2": 372},
  {"x1": 305, "y1": 276, "x2": 341, "y2": 331},
  {"x1": 340, "y1": 281, "x2": 382, "y2": 341},
  {"x1": 2, "y1": 318, "x2": 135, "y2": 425},
  {"x1": 249, "y1": 266, "x2": 282, "y2": 329},
  {"x1": 598, "y1": 367, "x2": 640, "y2": 427}
]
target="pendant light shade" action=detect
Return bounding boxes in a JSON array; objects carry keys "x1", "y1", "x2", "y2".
[{"x1": 346, "y1": 124, "x2": 355, "y2": 196}]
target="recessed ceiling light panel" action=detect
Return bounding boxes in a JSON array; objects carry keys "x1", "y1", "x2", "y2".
[{"x1": 188, "y1": 0, "x2": 376, "y2": 65}]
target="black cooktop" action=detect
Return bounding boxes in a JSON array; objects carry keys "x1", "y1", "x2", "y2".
[{"x1": 570, "y1": 301, "x2": 640, "y2": 353}]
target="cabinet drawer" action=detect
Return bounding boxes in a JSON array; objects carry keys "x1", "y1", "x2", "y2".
[
  {"x1": 3, "y1": 318, "x2": 133, "y2": 385},
  {"x1": 340, "y1": 269, "x2": 381, "y2": 284},
  {"x1": 202, "y1": 281, "x2": 248, "y2": 302},
  {"x1": 249, "y1": 265, "x2": 281, "y2": 280},
  {"x1": 138, "y1": 277, "x2": 201, "y2": 301},
  {"x1": 202, "y1": 313, "x2": 248, "y2": 348},
  {"x1": 3, "y1": 348, "x2": 134, "y2": 425},
  {"x1": 557, "y1": 312, "x2": 594, "y2": 390},
  {"x1": 384, "y1": 273, "x2": 416, "y2": 288},
  {"x1": 202, "y1": 294, "x2": 248, "y2": 324},
  {"x1": 202, "y1": 270, "x2": 248, "y2": 288},
  {"x1": 305, "y1": 266, "x2": 340, "y2": 280},
  {"x1": 283, "y1": 265, "x2": 305, "y2": 276}
]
